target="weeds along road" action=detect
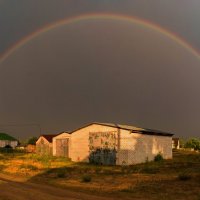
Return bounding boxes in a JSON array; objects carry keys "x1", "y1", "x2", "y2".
[{"x1": 0, "y1": 174, "x2": 114, "y2": 200}]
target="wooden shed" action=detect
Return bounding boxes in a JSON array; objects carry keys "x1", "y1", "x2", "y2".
[
  {"x1": 68, "y1": 122, "x2": 173, "y2": 165},
  {"x1": 36, "y1": 135, "x2": 56, "y2": 155},
  {"x1": 53, "y1": 132, "x2": 71, "y2": 157}
]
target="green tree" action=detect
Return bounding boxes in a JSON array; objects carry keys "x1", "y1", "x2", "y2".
[
  {"x1": 179, "y1": 139, "x2": 185, "y2": 148},
  {"x1": 27, "y1": 137, "x2": 38, "y2": 145},
  {"x1": 184, "y1": 138, "x2": 200, "y2": 150}
]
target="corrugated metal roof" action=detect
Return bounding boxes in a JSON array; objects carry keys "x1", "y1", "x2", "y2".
[
  {"x1": 94, "y1": 122, "x2": 145, "y2": 131},
  {"x1": 71, "y1": 122, "x2": 174, "y2": 136}
]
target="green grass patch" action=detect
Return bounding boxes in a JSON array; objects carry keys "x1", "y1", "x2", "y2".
[{"x1": 154, "y1": 153, "x2": 164, "y2": 162}]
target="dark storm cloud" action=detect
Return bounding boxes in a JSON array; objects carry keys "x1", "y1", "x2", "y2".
[
  {"x1": 0, "y1": 20, "x2": 200, "y2": 139},
  {"x1": 1, "y1": 0, "x2": 200, "y2": 54},
  {"x1": 0, "y1": 1, "x2": 200, "y2": 139}
]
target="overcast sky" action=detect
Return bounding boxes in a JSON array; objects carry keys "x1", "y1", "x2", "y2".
[{"x1": 0, "y1": 0, "x2": 200, "y2": 140}]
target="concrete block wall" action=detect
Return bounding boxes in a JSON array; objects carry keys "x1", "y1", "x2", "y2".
[
  {"x1": 70, "y1": 124, "x2": 172, "y2": 165},
  {"x1": 70, "y1": 124, "x2": 118, "y2": 162},
  {"x1": 118, "y1": 130, "x2": 172, "y2": 165}
]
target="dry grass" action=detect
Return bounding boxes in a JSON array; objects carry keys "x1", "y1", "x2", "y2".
[{"x1": 0, "y1": 150, "x2": 200, "y2": 200}]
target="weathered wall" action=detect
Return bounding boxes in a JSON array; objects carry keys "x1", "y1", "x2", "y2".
[
  {"x1": 0, "y1": 140, "x2": 18, "y2": 148},
  {"x1": 118, "y1": 130, "x2": 172, "y2": 165},
  {"x1": 70, "y1": 124, "x2": 118, "y2": 162},
  {"x1": 53, "y1": 133, "x2": 71, "y2": 157},
  {"x1": 70, "y1": 124, "x2": 172, "y2": 165},
  {"x1": 36, "y1": 137, "x2": 52, "y2": 155}
]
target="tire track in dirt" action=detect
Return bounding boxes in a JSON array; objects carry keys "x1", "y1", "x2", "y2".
[{"x1": 0, "y1": 175, "x2": 115, "y2": 200}]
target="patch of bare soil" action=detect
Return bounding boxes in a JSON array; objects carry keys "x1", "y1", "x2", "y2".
[
  {"x1": 0, "y1": 151, "x2": 199, "y2": 200},
  {"x1": 0, "y1": 174, "x2": 116, "y2": 200}
]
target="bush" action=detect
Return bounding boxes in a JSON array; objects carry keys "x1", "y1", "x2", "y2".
[
  {"x1": 57, "y1": 171, "x2": 66, "y2": 178},
  {"x1": 184, "y1": 138, "x2": 200, "y2": 150},
  {"x1": 0, "y1": 147, "x2": 13, "y2": 153},
  {"x1": 178, "y1": 172, "x2": 192, "y2": 181},
  {"x1": 31, "y1": 154, "x2": 52, "y2": 168},
  {"x1": 81, "y1": 174, "x2": 92, "y2": 182},
  {"x1": 154, "y1": 153, "x2": 164, "y2": 162},
  {"x1": 27, "y1": 137, "x2": 38, "y2": 145},
  {"x1": 0, "y1": 147, "x2": 25, "y2": 154}
]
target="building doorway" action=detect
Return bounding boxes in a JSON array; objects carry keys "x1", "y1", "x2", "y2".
[{"x1": 56, "y1": 138, "x2": 69, "y2": 157}]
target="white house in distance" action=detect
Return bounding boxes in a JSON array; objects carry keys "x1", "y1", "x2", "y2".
[
  {"x1": 0, "y1": 133, "x2": 18, "y2": 148},
  {"x1": 52, "y1": 122, "x2": 174, "y2": 165}
]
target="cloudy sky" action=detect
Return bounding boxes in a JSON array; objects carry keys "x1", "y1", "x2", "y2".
[{"x1": 0, "y1": 0, "x2": 200, "y2": 139}]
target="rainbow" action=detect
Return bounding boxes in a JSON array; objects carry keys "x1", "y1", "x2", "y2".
[{"x1": 0, "y1": 13, "x2": 200, "y2": 64}]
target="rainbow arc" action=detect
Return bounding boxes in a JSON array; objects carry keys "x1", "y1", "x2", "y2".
[{"x1": 0, "y1": 13, "x2": 199, "y2": 63}]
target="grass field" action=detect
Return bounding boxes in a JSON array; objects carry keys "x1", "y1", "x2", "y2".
[{"x1": 0, "y1": 150, "x2": 200, "y2": 200}]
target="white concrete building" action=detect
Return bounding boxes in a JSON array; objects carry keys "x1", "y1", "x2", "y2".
[
  {"x1": 53, "y1": 122, "x2": 173, "y2": 165},
  {"x1": 0, "y1": 133, "x2": 18, "y2": 148}
]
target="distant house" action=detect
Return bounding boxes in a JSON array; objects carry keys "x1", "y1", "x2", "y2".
[
  {"x1": 172, "y1": 138, "x2": 180, "y2": 149},
  {"x1": 52, "y1": 122, "x2": 173, "y2": 165},
  {"x1": 36, "y1": 135, "x2": 56, "y2": 155},
  {"x1": 0, "y1": 133, "x2": 18, "y2": 149},
  {"x1": 53, "y1": 131, "x2": 70, "y2": 157}
]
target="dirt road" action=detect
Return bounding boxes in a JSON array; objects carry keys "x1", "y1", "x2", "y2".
[{"x1": 0, "y1": 174, "x2": 115, "y2": 200}]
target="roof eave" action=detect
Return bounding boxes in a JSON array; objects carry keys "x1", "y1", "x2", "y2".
[{"x1": 132, "y1": 130, "x2": 174, "y2": 136}]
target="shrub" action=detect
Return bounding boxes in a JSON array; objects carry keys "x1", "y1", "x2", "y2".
[
  {"x1": 57, "y1": 170, "x2": 66, "y2": 178},
  {"x1": 81, "y1": 174, "x2": 92, "y2": 182},
  {"x1": 0, "y1": 147, "x2": 13, "y2": 153},
  {"x1": 178, "y1": 172, "x2": 192, "y2": 181},
  {"x1": 184, "y1": 138, "x2": 200, "y2": 150},
  {"x1": 154, "y1": 153, "x2": 164, "y2": 162},
  {"x1": 32, "y1": 154, "x2": 52, "y2": 168},
  {"x1": 27, "y1": 137, "x2": 38, "y2": 145}
]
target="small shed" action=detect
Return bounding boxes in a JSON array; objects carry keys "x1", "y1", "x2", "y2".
[
  {"x1": 53, "y1": 132, "x2": 71, "y2": 157},
  {"x1": 0, "y1": 133, "x2": 18, "y2": 148},
  {"x1": 36, "y1": 135, "x2": 56, "y2": 155},
  {"x1": 68, "y1": 122, "x2": 174, "y2": 165}
]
